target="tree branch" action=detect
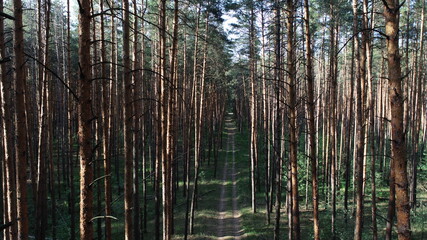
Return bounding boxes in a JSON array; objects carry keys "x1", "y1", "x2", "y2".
[{"x1": 24, "y1": 52, "x2": 78, "y2": 101}]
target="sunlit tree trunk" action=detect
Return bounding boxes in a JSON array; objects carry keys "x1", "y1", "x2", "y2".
[
  {"x1": 383, "y1": 1, "x2": 411, "y2": 239},
  {"x1": 158, "y1": 0, "x2": 171, "y2": 238},
  {"x1": 189, "y1": 7, "x2": 205, "y2": 235},
  {"x1": 286, "y1": 0, "x2": 300, "y2": 239},
  {"x1": 36, "y1": 0, "x2": 51, "y2": 238},
  {"x1": 364, "y1": 1, "x2": 377, "y2": 239},
  {"x1": 260, "y1": 0, "x2": 271, "y2": 224},
  {"x1": 354, "y1": 0, "x2": 366, "y2": 237},
  {"x1": 328, "y1": 4, "x2": 338, "y2": 238},
  {"x1": 249, "y1": 2, "x2": 257, "y2": 214}
]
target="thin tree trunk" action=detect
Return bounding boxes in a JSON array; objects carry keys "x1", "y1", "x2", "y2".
[
  {"x1": 66, "y1": 1, "x2": 75, "y2": 238},
  {"x1": 158, "y1": 0, "x2": 171, "y2": 238},
  {"x1": 100, "y1": 0, "x2": 112, "y2": 238},
  {"x1": 78, "y1": 0, "x2": 94, "y2": 239},
  {"x1": 328, "y1": 6, "x2": 337, "y2": 238},
  {"x1": 273, "y1": 2, "x2": 281, "y2": 239},
  {"x1": 410, "y1": 0, "x2": 424, "y2": 211},
  {"x1": 365, "y1": 1, "x2": 377, "y2": 239},
  {"x1": 354, "y1": 0, "x2": 366, "y2": 237},
  {"x1": 123, "y1": 0, "x2": 134, "y2": 238},
  {"x1": 133, "y1": 1, "x2": 142, "y2": 239},
  {"x1": 36, "y1": 1, "x2": 51, "y2": 238},
  {"x1": 304, "y1": 0, "x2": 319, "y2": 238},
  {"x1": 0, "y1": 1, "x2": 11, "y2": 236},
  {"x1": 167, "y1": 0, "x2": 179, "y2": 236},
  {"x1": 188, "y1": 6, "x2": 202, "y2": 235},
  {"x1": 260, "y1": 1, "x2": 271, "y2": 224},
  {"x1": 370, "y1": 69, "x2": 378, "y2": 240},
  {"x1": 344, "y1": 0, "x2": 357, "y2": 218},
  {"x1": 286, "y1": 1, "x2": 300, "y2": 239},
  {"x1": 249, "y1": 3, "x2": 257, "y2": 214}
]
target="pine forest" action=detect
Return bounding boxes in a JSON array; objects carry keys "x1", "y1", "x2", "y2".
[{"x1": 0, "y1": 0, "x2": 426, "y2": 239}]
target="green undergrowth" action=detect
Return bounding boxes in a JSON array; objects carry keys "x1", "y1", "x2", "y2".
[
  {"x1": 28, "y1": 117, "x2": 426, "y2": 239},
  {"x1": 232, "y1": 121, "x2": 427, "y2": 240}
]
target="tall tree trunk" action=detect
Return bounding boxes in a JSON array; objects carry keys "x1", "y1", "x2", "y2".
[
  {"x1": 260, "y1": 1, "x2": 271, "y2": 224},
  {"x1": 36, "y1": 0, "x2": 51, "y2": 238},
  {"x1": 14, "y1": 0, "x2": 29, "y2": 237},
  {"x1": 133, "y1": 1, "x2": 142, "y2": 239},
  {"x1": 365, "y1": 1, "x2": 377, "y2": 239},
  {"x1": 249, "y1": 2, "x2": 257, "y2": 214},
  {"x1": 189, "y1": 7, "x2": 205, "y2": 235},
  {"x1": 0, "y1": 2, "x2": 5, "y2": 239},
  {"x1": 304, "y1": 0, "x2": 320, "y2": 238},
  {"x1": 123, "y1": 0, "x2": 134, "y2": 238},
  {"x1": 158, "y1": 0, "x2": 172, "y2": 239},
  {"x1": 100, "y1": 0, "x2": 112, "y2": 238},
  {"x1": 0, "y1": 0, "x2": 17, "y2": 238},
  {"x1": 383, "y1": 1, "x2": 411, "y2": 239},
  {"x1": 66, "y1": 1, "x2": 76, "y2": 238},
  {"x1": 167, "y1": 0, "x2": 179, "y2": 236},
  {"x1": 410, "y1": 0, "x2": 424, "y2": 211},
  {"x1": 328, "y1": 5, "x2": 337, "y2": 238},
  {"x1": 78, "y1": 0, "x2": 94, "y2": 239},
  {"x1": 273, "y1": 2, "x2": 281, "y2": 239},
  {"x1": 286, "y1": 0, "x2": 300, "y2": 239},
  {"x1": 354, "y1": 0, "x2": 366, "y2": 237},
  {"x1": 345, "y1": 0, "x2": 357, "y2": 219}
]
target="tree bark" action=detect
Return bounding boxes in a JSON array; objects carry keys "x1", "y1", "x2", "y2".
[
  {"x1": 14, "y1": 0, "x2": 29, "y2": 238},
  {"x1": 158, "y1": 0, "x2": 172, "y2": 239},
  {"x1": 36, "y1": 0, "x2": 51, "y2": 238},
  {"x1": 0, "y1": 0, "x2": 17, "y2": 238},
  {"x1": 286, "y1": 0, "x2": 300, "y2": 239},
  {"x1": 304, "y1": 0, "x2": 320, "y2": 238},
  {"x1": 133, "y1": 1, "x2": 142, "y2": 239},
  {"x1": 249, "y1": 2, "x2": 257, "y2": 214},
  {"x1": 123, "y1": 0, "x2": 134, "y2": 238},
  {"x1": 354, "y1": 0, "x2": 366, "y2": 237},
  {"x1": 383, "y1": 1, "x2": 411, "y2": 239},
  {"x1": 410, "y1": 0, "x2": 424, "y2": 211},
  {"x1": 328, "y1": 5, "x2": 338, "y2": 238},
  {"x1": 66, "y1": 1, "x2": 76, "y2": 239},
  {"x1": 100, "y1": 0, "x2": 112, "y2": 238},
  {"x1": 260, "y1": 1, "x2": 271, "y2": 224},
  {"x1": 78, "y1": 0, "x2": 94, "y2": 239},
  {"x1": 167, "y1": 0, "x2": 179, "y2": 235},
  {"x1": 273, "y1": 2, "x2": 281, "y2": 240}
]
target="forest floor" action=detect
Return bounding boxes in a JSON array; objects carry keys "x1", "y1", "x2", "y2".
[
  {"x1": 216, "y1": 115, "x2": 245, "y2": 239},
  {"x1": 151, "y1": 113, "x2": 427, "y2": 240}
]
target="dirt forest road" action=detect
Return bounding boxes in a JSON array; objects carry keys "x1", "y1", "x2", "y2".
[{"x1": 217, "y1": 115, "x2": 245, "y2": 239}]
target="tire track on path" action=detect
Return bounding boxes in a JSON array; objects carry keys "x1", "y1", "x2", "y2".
[{"x1": 217, "y1": 115, "x2": 244, "y2": 239}]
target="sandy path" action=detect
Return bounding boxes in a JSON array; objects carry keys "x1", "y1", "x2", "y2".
[{"x1": 217, "y1": 117, "x2": 244, "y2": 239}]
